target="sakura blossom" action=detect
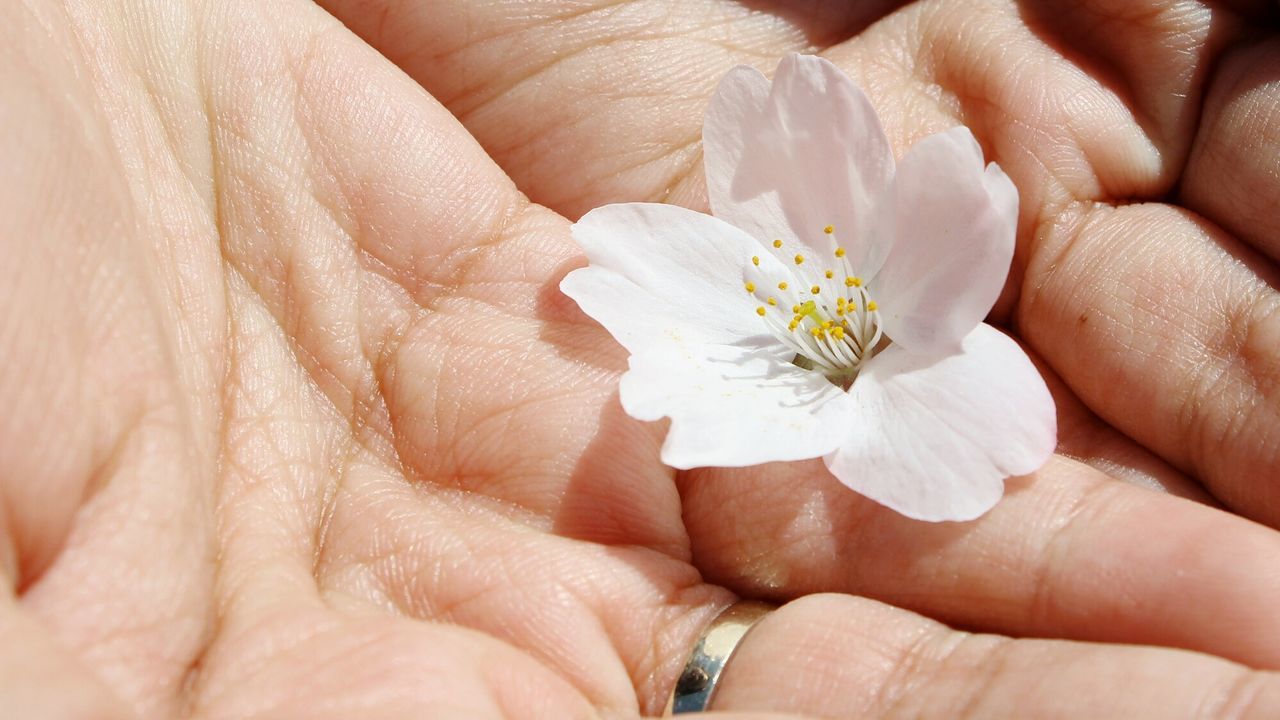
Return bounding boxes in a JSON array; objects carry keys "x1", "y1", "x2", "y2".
[{"x1": 561, "y1": 54, "x2": 1056, "y2": 521}]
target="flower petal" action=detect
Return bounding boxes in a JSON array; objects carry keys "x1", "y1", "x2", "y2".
[
  {"x1": 621, "y1": 341, "x2": 853, "y2": 469},
  {"x1": 562, "y1": 203, "x2": 778, "y2": 353},
  {"x1": 704, "y1": 54, "x2": 895, "y2": 273},
  {"x1": 824, "y1": 324, "x2": 1056, "y2": 522},
  {"x1": 873, "y1": 127, "x2": 1019, "y2": 356}
]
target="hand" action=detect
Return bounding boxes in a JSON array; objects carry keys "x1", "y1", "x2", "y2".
[
  {"x1": 324, "y1": 0, "x2": 1280, "y2": 510},
  {"x1": 4, "y1": 1, "x2": 1280, "y2": 718}
]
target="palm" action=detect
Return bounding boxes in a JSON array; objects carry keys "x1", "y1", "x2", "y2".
[{"x1": 6, "y1": 1, "x2": 1280, "y2": 718}]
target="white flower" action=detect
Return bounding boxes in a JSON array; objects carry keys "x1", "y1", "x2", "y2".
[{"x1": 561, "y1": 54, "x2": 1056, "y2": 521}]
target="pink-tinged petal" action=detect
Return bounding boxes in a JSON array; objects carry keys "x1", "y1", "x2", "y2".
[
  {"x1": 704, "y1": 54, "x2": 895, "y2": 273},
  {"x1": 562, "y1": 203, "x2": 777, "y2": 354},
  {"x1": 824, "y1": 324, "x2": 1056, "y2": 522},
  {"x1": 621, "y1": 341, "x2": 854, "y2": 469},
  {"x1": 873, "y1": 127, "x2": 1019, "y2": 356}
]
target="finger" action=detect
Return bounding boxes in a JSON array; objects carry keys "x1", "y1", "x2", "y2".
[
  {"x1": 1031, "y1": 349, "x2": 1209, "y2": 500},
  {"x1": 1019, "y1": 201, "x2": 1280, "y2": 522},
  {"x1": 818, "y1": 4, "x2": 1280, "y2": 514},
  {"x1": 715, "y1": 594, "x2": 1280, "y2": 719},
  {"x1": 320, "y1": 0, "x2": 1253, "y2": 218},
  {"x1": 315, "y1": 0, "x2": 910, "y2": 216},
  {"x1": 681, "y1": 455, "x2": 1280, "y2": 669},
  {"x1": 1181, "y1": 37, "x2": 1280, "y2": 262}
]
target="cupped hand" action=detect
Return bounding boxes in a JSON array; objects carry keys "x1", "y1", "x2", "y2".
[
  {"x1": 4, "y1": 1, "x2": 1280, "y2": 719},
  {"x1": 324, "y1": 0, "x2": 1280, "y2": 510}
]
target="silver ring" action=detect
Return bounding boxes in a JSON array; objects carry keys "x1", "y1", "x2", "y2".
[{"x1": 665, "y1": 600, "x2": 775, "y2": 715}]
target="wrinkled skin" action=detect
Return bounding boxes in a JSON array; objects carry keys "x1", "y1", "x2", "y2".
[{"x1": 4, "y1": 0, "x2": 1280, "y2": 718}]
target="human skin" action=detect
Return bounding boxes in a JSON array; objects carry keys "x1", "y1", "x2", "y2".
[{"x1": 3, "y1": 0, "x2": 1280, "y2": 718}]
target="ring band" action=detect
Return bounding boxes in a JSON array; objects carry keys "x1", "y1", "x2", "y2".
[{"x1": 665, "y1": 600, "x2": 775, "y2": 715}]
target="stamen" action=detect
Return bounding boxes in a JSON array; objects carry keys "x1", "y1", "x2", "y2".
[
  {"x1": 823, "y1": 331, "x2": 856, "y2": 366},
  {"x1": 743, "y1": 238, "x2": 885, "y2": 381}
]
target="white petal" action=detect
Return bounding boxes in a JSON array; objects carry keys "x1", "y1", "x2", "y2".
[
  {"x1": 562, "y1": 203, "x2": 777, "y2": 353},
  {"x1": 824, "y1": 324, "x2": 1056, "y2": 522},
  {"x1": 873, "y1": 128, "x2": 1019, "y2": 356},
  {"x1": 621, "y1": 341, "x2": 854, "y2": 469},
  {"x1": 703, "y1": 54, "x2": 895, "y2": 273}
]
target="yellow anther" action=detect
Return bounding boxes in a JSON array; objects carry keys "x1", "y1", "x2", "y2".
[
  {"x1": 845, "y1": 276, "x2": 862, "y2": 287},
  {"x1": 867, "y1": 301, "x2": 879, "y2": 312},
  {"x1": 836, "y1": 308, "x2": 845, "y2": 316},
  {"x1": 834, "y1": 247, "x2": 846, "y2": 258},
  {"x1": 810, "y1": 285, "x2": 821, "y2": 294},
  {"x1": 794, "y1": 254, "x2": 805, "y2": 265},
  {"x1": 744, "y1": 282, "x2": 756, "y2": 293},
  {"x1": 752, "y1": 255, "x2": 760, "y2": 266},
  {"x1": 778, "y1": 281, "x2": 788, "y2": 290},
  {"x1": 822, "y1": 320, "x2": 833, "y2": 329},
  {"x1": 831, "y1": 326, "x2": 845, "y2": 340},
  {"x1": 792, "y1": 304, "x2": 801, "y2": 313},
  {"x1": 824, "y1": 225, "x2": 835, "y2": 234},
  {"x1": 788, "y1": 320, "x2": 799, "y2": 331},
  {"x1": 756, "y1": 306, "x2": 767, "y2": 316},
  {"x1": 811, "y1": 327, "x2": 824, "y2": 337},
  {"x1": 836, "y1": 296, "x2": 846, "y2": 307},
  {"x1": 767, "y1": 297, "x2": 777, "y2": 306},
  {"x1": 772, "y1": 239, "x2": 783, "y2": 248},
  {"x1": 825, "y1": 269, "x2": 834, "y2": 279}
]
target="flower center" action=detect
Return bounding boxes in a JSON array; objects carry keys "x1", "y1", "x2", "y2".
[{"x1": 745, "y1": 226, "x2": 884, "y2": 387}]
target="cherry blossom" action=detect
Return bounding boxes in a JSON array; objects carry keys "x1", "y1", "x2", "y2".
[{"x1": 561, "y1": 54, "x2": 1056, "y2": 521}]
